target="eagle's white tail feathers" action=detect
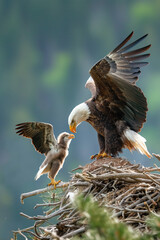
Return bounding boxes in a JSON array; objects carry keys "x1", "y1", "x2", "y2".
[
  {"x1": 123, "y1": 129, "x2": 152, "y2": 158},
  {"x1": 35, "y1": 164, "x2": 48, "y2": 181}
]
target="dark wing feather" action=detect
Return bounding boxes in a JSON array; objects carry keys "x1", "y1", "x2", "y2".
[
  {"x1": 109, "y1": 31, "x2": 134, "y2": 54},
  {"x1": 15, "y1": 122, "x2": 57, "y2": 154},
  {"x1": 90, "y1": 59, "x2": 148, "y2": 132},
  {"x1": 106, "y1": 31, "x2": 151, "y2": 84}
]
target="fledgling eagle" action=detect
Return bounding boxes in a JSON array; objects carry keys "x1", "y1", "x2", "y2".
[
  {"x1": 16, "y1": 122, "x2": 74, "y2": 188},
  {"x1": 68, "y1": 32, "x2": 152, "y2": 158}
]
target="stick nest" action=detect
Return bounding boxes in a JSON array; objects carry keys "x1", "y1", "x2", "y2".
[{"x1": 13, "y1": 157, "x2": 160, "y2": 239}]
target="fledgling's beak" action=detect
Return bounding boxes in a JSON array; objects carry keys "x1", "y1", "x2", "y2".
[
  {"x1": 69, "y1": 122, "x2": 77, "y2": 133},
  {"x1": 68, "y1": 134, "x2": 75, "y2": 139}
]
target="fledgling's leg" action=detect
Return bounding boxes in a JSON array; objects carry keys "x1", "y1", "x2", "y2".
[
  {"x1": 48, "y1": 160, "x2": 62, "y2": 189},
  {"x1": 48, "y1": 178, "x2": 61, "y2": 189}
]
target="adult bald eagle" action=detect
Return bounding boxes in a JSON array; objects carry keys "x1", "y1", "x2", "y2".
[
  {"x1": 16, "y1": 122, "x2": 74, "y2": 188},
  {"x1": 68, "y1": 32, "x2": 151, "y2": 158}
]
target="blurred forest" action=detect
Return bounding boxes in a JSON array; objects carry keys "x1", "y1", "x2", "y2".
[{"x1": 0, "y1": 0, "x2": 160, "y2": 239}]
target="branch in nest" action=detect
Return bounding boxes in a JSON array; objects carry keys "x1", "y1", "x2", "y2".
[
  {"x1": 20, "y1": 202, "x2": 72, "y2": 220},
  {"x1": 34, "y1": 202, "x2": 61, "y2": 209},
  {"x1": 80, "y1": 171, "x2": 160, "y2": 183},
  {"x1": 20, "y1": 182, "x2": 69, "y2": 204},
  {"x1": 153, "y1": 153, "x2": 160, "y2": 161},
  {"x1": 62, "y1": 226, "x2": 86, "y2": 238},
  {"x1": 71, "y1": 165, "x2": 84, "y2": 172}
]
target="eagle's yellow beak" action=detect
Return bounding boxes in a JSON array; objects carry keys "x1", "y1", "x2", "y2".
[
  {"x1": 69, "y1": 122, "x2": 77, "y2": 133},
  {"x1": 68, "y1": 134, "x2": 75, "y2": 139}
]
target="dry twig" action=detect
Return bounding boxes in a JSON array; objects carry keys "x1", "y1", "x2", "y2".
[{"x1": 20, "y1": 182, "x2": 69, "y2": 204}]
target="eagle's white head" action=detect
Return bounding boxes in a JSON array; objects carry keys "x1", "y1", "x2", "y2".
[{"x1": 68, "y1": 102, "x2": 91, "y2": 133}]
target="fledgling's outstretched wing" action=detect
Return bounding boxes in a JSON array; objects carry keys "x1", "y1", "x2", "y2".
[
  {"x1": 15, "y1": 122, "x2": 57, "y2": 155},
  {"x1": 87, "y1": 32, "x2": 151, "y2": 132}
]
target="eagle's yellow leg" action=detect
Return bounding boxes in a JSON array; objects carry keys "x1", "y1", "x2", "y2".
[
  {"x1": 96, "y1": 153, "x2": 105, "y2": 159},
  {"x1": 48, "y1": 179, "x2": 61, "y2": 189},
  {"x1": 90, "y1": 152, "x2": 112, "y2": 159},
  {"x1": 101, "y1": 152, "x2": 111, "y2": 158}
]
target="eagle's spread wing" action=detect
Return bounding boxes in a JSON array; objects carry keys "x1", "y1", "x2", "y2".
[
  {"x1": 89, "y1": 32, "x2": 151, "y2": 132},
  {"x1": 15, "y1": 122, "x2": 57, "y2": 154}
]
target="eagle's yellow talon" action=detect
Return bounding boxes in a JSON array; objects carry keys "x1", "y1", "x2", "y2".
[
  {"x1": 90, "y1": 152, "x2": 109, "y2": 159},
  {"x1": 93, "y1": 152, "x2": 111, "y2": 159},
  {"x1": 96, "y1": 153, "x2": 103, "y2": 159},
  {"x1": 101, "y1": 152, "x2": 111, "y2": 158},
  {"x1": 90, "y1": 154, "x2": 98, "y2": 159}
]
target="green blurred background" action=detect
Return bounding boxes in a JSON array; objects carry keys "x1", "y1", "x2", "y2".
[{"x1": 0, "y1": 0, "x2": 160, "y2": 239}]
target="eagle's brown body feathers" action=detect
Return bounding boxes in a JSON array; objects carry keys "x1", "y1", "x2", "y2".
[{"x1": 86, "y1": 100, "x2": 125, "y2": 156}]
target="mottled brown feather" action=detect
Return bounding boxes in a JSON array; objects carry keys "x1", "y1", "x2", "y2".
[{"x1": 15, "y1": 122, "x2": 57, "y2": 155}]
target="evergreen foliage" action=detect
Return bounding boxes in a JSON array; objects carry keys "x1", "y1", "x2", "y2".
[{"x1": 72, "y1": 194, "x2": 160, "y2": 240}]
